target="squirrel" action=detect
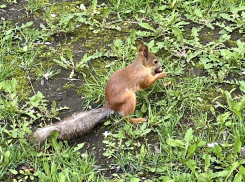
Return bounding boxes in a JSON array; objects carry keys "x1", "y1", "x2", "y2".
[{"x1": 32, "y1": 42, "x2": 167, "y2": 144}]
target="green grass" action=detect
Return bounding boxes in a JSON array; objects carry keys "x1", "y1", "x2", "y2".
[{"x1": 1, "y1": 0, "x2": 245, "y2": 181}]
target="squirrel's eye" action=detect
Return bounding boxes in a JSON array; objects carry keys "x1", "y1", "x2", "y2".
[{"x1": 154, "y1": 60, "x2": 158, "y2": 64}]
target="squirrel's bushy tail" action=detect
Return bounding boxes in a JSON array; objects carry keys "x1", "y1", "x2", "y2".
[{"x1": 32, "y1": 107, "x2": 113, "y2": 144}]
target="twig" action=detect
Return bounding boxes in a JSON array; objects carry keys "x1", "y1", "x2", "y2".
[{"x1": 27, "y1": 72, "x2": 36, "y2": 95}]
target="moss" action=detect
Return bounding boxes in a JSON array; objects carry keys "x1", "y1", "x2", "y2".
[
  {"x1": 2, "y1": 54, "x2": 31, "y2": 99},
  {"x1": 18, "y1": 76, "x2": 31, "y2": 100},
  {"x1": 34, "y1": 12, "x2": 41, "y2": 18},
  {"x1": 200, "y1": 30, "x2": 215, "y2": 42},
  {"x1": 71, "y1": 24, "x2": 128, "y2": 54},
  {"x1": 48, "y1": 36, "x2": 55, "y2": 42},
  {"x1": 63, "y1": 83, "x2": 76, "y2": 90},
  {"x1": 89, "y1": 58, "x2": 108, "y2": 74},
  {"x1": 49, "y1": 1, "x2": 82, "y2": 15},
  {"x1": 12, "y1": 69, "x2": 31, "y2": 100},
  {"x1": 39, "y1": 0, "x2": 49, "y2": 6},
  {"x1": 195, "y1": 63, "x2": 204, "y2": 69},
  {"x1": 226, "y1": 39, "x2": 237, "y2": 47}
]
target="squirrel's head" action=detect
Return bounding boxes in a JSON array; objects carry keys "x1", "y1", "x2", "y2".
[{"x1": 137, "y1": 41, "x2": 163, "y2": 75}]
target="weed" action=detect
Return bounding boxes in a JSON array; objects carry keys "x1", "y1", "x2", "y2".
[
  {"x1": 3, "y1": 0, "x2": 16, "y2": 4},
  {"x1": 44, "y1": 7, "x2": 91, "y2": 35},
  {"x1": 53, "y1": 49, "x2": 115, "y2": 79},
  {"x1": 24, "y1": 0, "x2": 41, "y2": 15}
]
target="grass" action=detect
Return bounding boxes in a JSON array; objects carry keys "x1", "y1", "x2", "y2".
[{"x1": 1, "y1": 0, "x2": 245, "y2": 181}]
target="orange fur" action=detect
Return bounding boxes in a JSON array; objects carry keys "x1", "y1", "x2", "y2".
[{"x1": 105, "y1": 42, "x2": 167, "y2": 123}]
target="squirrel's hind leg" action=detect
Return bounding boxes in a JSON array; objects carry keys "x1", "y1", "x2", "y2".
[
  {"x1": 121, "y1": 92, "x2": 147, "y2": 124},
  {"x1": 129, "y1": 118, "x2": 147, "y2": 124}
]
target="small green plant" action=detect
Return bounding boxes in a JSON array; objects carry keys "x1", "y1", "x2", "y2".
[
  {"x1": 107, "y1": 0, "x2": 161, "y2": 16},
  {"x1": 0, "y1": 78, "x2": 67, "y2": 121},
  {"x1": 38, "y1": 131, "x2": 96, "y2": 181},
  {"x1": 110, "y1": 29, "x2": 137, "y2": 62},
  {"x1": 44, "y1": 7, "x2": 90, "y2": 34},
  {"x1": 24, "y1": 0, "x2": 41, "y2": 15},
  {"x1": 53, "y1": 50, "x2": 114, "y2": 78},
  {"x1": 3, "y1": 0, "x2": 16, "y2": 4},
  {"x1": 36, "y1": 66, "x2": 61, "y2": 81}
]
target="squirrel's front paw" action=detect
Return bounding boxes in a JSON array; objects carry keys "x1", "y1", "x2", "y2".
[{"x1": 158, "y1": 72, "x2": 167, "y2": 78}]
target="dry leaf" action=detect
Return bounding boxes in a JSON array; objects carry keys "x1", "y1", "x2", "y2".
[
  {"x1": 197, "y1": 97, "x2": 203, "y2": 102},
  {"x1": 95, "y1": 94, "x2": 101, "y2": 103},
  {"x1": 222, "y1": 132, "x2": 228, "y2": 141},
  {"x1": 154, "y1": 144, "x2": 160, "y2": 154},
  {"x1": 103, "y1": 131, "x2": 112, "y2": 138},
  {"x1": 240, "y1": 146, "x2": 245, "y2": 158},
  {"x1": 164, "y1": 81, "x2": 172, "y2": 87},
  {"x1": 207, "y1": 143, "x2": 218, "y2": 147}
]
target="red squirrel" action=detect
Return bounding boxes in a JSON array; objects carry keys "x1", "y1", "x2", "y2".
[
  {"x1": 105, "y1": 41, "x2": 167, "y2": 123},
  {"x1": 33, "y1": 42, "x2": 167, "y2": 144}
]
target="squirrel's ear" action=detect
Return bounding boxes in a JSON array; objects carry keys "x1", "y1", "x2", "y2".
[
  {"x1": 142, "y1": 46, "x2": 148, "y2": 60},
  {"x1": 138, "y1": 41, "x2": 148, "y2": 60},
  {"x1": 137, "y1": 41, "x2": 144, "y2": 51}
]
